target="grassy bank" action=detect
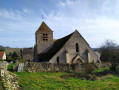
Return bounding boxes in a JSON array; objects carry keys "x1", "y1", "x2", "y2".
[
  {"x1": 15, "y1": 71, "x2": 119, "y2": 90},
  {"x1": 0, "y1": 80, "x2": 4, "y2": 90}
]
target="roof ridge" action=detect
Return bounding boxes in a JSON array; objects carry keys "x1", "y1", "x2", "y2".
[{"x1": 74, "y1": 30, "x2": 99, "y2": 58}]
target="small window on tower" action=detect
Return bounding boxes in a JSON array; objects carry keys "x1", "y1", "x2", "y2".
[{"x1": 42, "y1": 33, "x2": 48, "y2": 41}]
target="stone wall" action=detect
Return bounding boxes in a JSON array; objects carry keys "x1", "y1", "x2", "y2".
[
  {"x1": 0, "y1": 61, "x2": 20, "y2": 90},
  {"x1": 100, "y1": 62, "x2": 111, "y2": 68},
  {"x1": 23, "y1": 62, "x2": 98, "y2": 73}
]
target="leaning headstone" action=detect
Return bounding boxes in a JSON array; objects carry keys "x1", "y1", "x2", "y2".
[
  {"x1": 17, "y1": 63, "x2": 24, "y2": 72},
  {"x1": 0, "y1": 61, "x2": 8, "y2": 77},
  {"x1": 0, "y1": 61, "x2": 8, "y2": 70}
]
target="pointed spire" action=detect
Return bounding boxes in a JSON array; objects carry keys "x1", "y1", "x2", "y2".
[
  {"x1": 74, "y1": 29, "x2": 78, "y2": 32},
  {"x1": 36, "y1": 22, "x2": 53, "y2": 32}
]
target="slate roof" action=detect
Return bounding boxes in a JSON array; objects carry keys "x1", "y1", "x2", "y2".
[
  {"x1": 0, "y1": 51, "x2": 4, "y2": 59},
  {"x1": 36, "y1": 22, "x2": 53, "y2": 33},
  {"x1": 22, "y1": 48, "x2": 34, "y2": 61},
  {"x1": 23, "y1": 48, "x2": 34, "y2": 54},
  {"x1": 38, "y1": 32, "x2": 73, "y2": 62}
]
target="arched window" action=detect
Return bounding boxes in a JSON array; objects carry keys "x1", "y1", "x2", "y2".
[
  {"x1": 76, "y1": 43, "x2": 79, "y2": 52},
  {"x1": 57, "y1": 57, "x2": 59, "y2": 63}
]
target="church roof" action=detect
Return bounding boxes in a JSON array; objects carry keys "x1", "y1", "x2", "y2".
[
  {"x1": 38, "y1": 32, "x2": 73, "y2": 62},
  {"x1": 22, "y1": 48, "x2": 34, "y2": 61},
  {"x1": 23, "y1": 48, "x2": 34, "y2": 54},
  {"x1": 36, "y1": 22, "x2": 53, "y2": 33}
]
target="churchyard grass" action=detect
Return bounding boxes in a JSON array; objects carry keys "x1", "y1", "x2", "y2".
[
  {"x1": 92, "y1": 66, "x2": 110, "y2": 73},
  {"x1": 7, "y1": 63, "x2": 16, "y2": 70},
  {"x1": 15, "y1": 71, "x2": 119, "y2": 90}
]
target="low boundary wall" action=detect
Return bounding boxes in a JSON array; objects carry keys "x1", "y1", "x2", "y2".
[
  {"x1": 0, "y1": 61, "x2": 20, "y2": 90},
  {"x1": 22, "y1": 62, "x2": 98, "y2": 73}
]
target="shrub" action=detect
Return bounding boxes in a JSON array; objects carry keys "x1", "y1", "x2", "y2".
[
  {"x1": 6, "y1": 57, "x2": 13, "y2": 61},
  {"x1": 7, "y1": 63, "x2": 16, "y2": 70},
  {"x1": 0, "y1": 49, "x2": 4, "y2": 51},
  {"x1": 82, "y1": 63, "x2": 97, "y2": 74},
  {"x1": 0, "y1": 59, "x2": 3, "y2": 61},
  {"x1": 19, "y1": 59, "x2": 26, "y2": 63}
]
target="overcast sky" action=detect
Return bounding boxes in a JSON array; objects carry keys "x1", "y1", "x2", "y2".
[{"x1": 0, "y1": 0, "x2": 119, "y2": 48}]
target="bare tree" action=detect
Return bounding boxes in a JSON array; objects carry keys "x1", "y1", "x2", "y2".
[{"x1": 100, "y1": 39, "x2": 119, "y2": 71}]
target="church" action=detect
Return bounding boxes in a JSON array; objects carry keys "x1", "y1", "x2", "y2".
[{"x1": 33, "y1": 22, "x2": 100, "y2": 64}]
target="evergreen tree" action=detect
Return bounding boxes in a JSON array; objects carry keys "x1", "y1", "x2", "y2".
[{"x1": 12, "y1": 51, "x2": 18, "y2": 60}]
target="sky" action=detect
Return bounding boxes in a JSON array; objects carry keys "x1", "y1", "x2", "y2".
[{"x1": 0, "y1": 0, "x2": 119, "y2": 48}]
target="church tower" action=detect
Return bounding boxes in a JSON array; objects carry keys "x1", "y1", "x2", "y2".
[{"x1": 35, "y1": 22, "x2": 53, "y2": 55}]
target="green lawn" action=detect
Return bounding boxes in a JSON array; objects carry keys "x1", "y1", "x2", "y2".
[{"x1": 15, "y1": 72, "x2": 119, "y2": 90}]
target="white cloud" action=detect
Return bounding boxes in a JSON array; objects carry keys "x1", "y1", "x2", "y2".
[
  {"x1": 0, "y1": 9, "x2": 25, "y2": 22},
  {"x1": 0, "y1": 0, "x2": 119, "y2": 48},
  {"x1": 45, "y1": 0, "x2": 119, "y2": 48},
  {"x1": 23, "y1": 8, "x2": 31, "y2": 13},
  {"x1": 58, "y1": 0, "x2": 80, "y2": 7},
  {"x1": 0, "y1": 8, "x2": 41, "y2": 47},
  {"x1": 45, "y1": 12, "x2": 119, "y2": 47}
]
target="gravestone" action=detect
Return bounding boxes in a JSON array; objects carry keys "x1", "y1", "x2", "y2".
[
  {"x1": 17, "y1": 63, "x2": 24, "y2": 72},
  {"x1": 0, "y1": 61, "x2": 8, "y2": 70},
  {"x1": 0, "y1": 61, "x2": 8, "y2": 76}
]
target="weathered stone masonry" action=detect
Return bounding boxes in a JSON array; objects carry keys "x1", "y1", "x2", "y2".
[
  {"x1": 23, "y1": 62, "x2": 98, "y2": 73},
  {"x1": 0, "y1": 61, "x2": 20, "y2": 90},
  {"x1": 34, "y1": 22, "x2": 100, "y2": 64}
]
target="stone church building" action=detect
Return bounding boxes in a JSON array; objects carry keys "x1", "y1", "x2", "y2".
[{"x1": 34, "y1": 22, "x2": 100, "y2": 64}]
